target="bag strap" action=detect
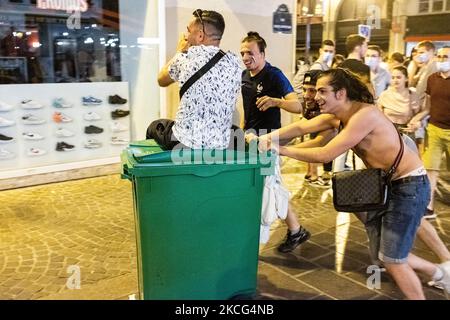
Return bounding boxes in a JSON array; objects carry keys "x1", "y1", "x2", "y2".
[
  {"x1": 385, "y1": 128, "x2": 404, "y2": 181},
  {"x1": 179, "y1": 49, "x2": 226, "y2": 99}
]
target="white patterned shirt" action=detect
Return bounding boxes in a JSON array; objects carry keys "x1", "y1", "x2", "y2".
[{"x1": 169, "y1": 45, "x2": 241, "y2": 149}]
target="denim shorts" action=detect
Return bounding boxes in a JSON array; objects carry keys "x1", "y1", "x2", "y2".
[{"x1": 365, "y1": 175, "x2": 430, "y2": 264}]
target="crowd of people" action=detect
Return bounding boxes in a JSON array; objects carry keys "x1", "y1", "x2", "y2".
[{"x1": 149, "y1": 8, "x2": 450, "y2": 300}]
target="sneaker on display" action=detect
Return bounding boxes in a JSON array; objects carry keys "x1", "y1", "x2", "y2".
[
  {"x1": 55, "y1": 128, "x2": 75, "y2": 138},
  {"x1": 22, "y1": 114, "x2": 46, "y2": 125},
  {"x1": 52, "y1": 98, "x2": 73, "y2": 108},
  {"x1": 84, "y1": 125, "x2": 104, "y2": 134},
  {"x1": 0, "y1": 133, "x2": 14, "y2": 143},
  {"x1": 111, "y1": 109, "x2": 130, "y2": 119},
  {"x1": 111, "y1": 136, "x2": 129, "y2": 145},
  {"x1": 277, "y1": 226, "x2": 311, "y2": 253},
  {"x1": 0, "y1": 148, "x2": 14, "y2": 160},
  {"x1": 0, "y1": 101, "x2": 13, "y2": 112},
  {"x1": 108, "y1": 94, "x2": 127, "y2": 105},
  {"x1": 82, "y1": 96, "x2": 102, "y2": 106},
  {"x1": 83, "y1": 111, "x2": 101, "y2": 121},
  {"x1": 56, "y1": 142, "x2": 75, "y2": 152},
  {"x1": 110, "y1": 121, "x2": 128, "y2": 133},
  {"x1": 53, "y1": 112, "x2": 73, "y2": 123},
  {"x1": 27, "y1": 148, "x2": 47, "y2": 157},
  {"x1": 21, "y1": 99, "x2": 44, "y2": 109},
  {"x1": 22, "y1": 132, "x2": 44, "y2": 140},
  {"x1": 84, "y1": 139, "x2": 103, "y2": 149},
  {"x1": 435, "y1": 261, "x2": 450, "y2": 299},
  {"x1": 0, "y1": 116, "x2": 15, "y2": 127}
]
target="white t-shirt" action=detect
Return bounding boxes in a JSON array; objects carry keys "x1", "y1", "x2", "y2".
[{"x1": 169, "y1": 45, "x2": 241, "y2": 149}]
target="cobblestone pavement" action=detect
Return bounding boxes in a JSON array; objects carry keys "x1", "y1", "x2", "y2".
[{"x1": 0, "y1": 158, "x2": 449, "y2": 300}]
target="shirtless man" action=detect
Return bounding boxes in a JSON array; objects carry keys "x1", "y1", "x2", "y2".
[{"x1": 257, "y1": 68, "x2": 450, "y2": 300}]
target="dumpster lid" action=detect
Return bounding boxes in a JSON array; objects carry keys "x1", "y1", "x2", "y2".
[{"x1": 121, "y1": 140, "x2": 275, "y2": 178}]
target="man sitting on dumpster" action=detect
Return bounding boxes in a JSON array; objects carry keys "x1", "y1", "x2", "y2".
[{"x1": 148, "y1": 9, "x2": 241, "y2": 150}]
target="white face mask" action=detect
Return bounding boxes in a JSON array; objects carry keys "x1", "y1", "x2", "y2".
[
  {"x1": 417, "y1": 53, "x2": 429, "y2": 64},
  {"x1": 322, "y1": 52, "x2": 333, "y2": 63},
  {"x1": 365, "y1": 57, "x2": 379, "y2": 70},
  {"x1": 436, "y1": 61, "x2": 450, "y2": 73}
]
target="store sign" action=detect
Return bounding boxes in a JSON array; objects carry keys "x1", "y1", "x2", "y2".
[{"x1": 36, "y1": 0, "x2": 89, "y2": 13}]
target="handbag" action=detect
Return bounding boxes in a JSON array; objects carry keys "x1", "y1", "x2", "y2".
[{"x1": 331, "y1": 127, "x2": 404, "y2": 212}]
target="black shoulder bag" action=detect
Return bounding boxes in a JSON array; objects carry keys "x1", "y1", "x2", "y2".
[
  {"x1": 331, "y1": 126, "x2": 404, "y2": 213},
  {"x1": 179, "y1": 49, "x2": 226, "y2": 99}
]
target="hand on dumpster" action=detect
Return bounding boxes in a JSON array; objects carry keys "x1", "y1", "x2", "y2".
[
  {"x1": 258, "y1": 134, "x2": 279, "y2": 154},
  {"x1": 245, "y1": 132, "x2": 258, "y2": 144}
]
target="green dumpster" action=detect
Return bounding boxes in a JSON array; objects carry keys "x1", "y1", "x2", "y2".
[{"x1": 121, "y1": 140, "x2": 274, "y2": 300}]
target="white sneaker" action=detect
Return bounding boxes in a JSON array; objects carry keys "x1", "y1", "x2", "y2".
[
  {"x1": 435, "y1": 261, "x2": 450, "y2": 299},
  {"x1": 83, "y1": 111, "x2": 101, "y2": 121},
  {"x1": 28, "y1": 148, "x2": 47, "y2": 157},
  {"x1": 0, "y1": 148, "x2": 14, "y2": 160},
  {"x1": 111, "y1": 136, "x2": 129, "y2": 145},
  {"x1": 21, "y1": 99, "x2": 44, "y2": 109},
  {"x1": 110, "y1": 121, "x2": 128, "y2": 133},
  {"x1": 84, "y1": 139, "x2": 103, "y2": 149},
  {"x1": 22, "y1": 114, "x2": 46, "y2": 125},
  {"x1": 0, "y1": 117, "x2": 15, "y2": 127},
  {"x1": 22, "y1": 132, "x2": 44, "y2": 140},
  {"x1": 0, "y1": 101, "x2": 13, "y2": 112},
  {"x1": 55, "y1": 128, "x2": 75, "y2": 138}
]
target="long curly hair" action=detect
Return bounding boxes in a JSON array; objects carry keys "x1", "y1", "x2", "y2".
[{"x1": 318, "y1": 68, "x2": 374, "y2": 104}]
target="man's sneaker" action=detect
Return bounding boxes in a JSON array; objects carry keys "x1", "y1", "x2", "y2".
[
  {"x1": 0, "y1": 133, "x2": 13, "y2": 143},
  {"x1": 53, "y1": 112, "x2": 73, "y2": 123},
  {"x1": 84, "y1": 125, "x2": 104, "y2": 134},
  {"x1": 55, "y1": 128, "x2": 75, "y2": 138},
  {"x1": 84, "y1": 139, "x2": 103, "y2": 149},
  {"x1": 304, "y1": 174, "x2": 312, "y2": 182},
  {"x1": 52, "y1": 98, "x2": 73, "y2": 108},
  {"x1": 111, "y1": 109, "x2": 130, "y2": 119},
  {"x1": 111, "y1": 136, "x2": 129, "y2": 145},
  {"x1": 0, "y1": 148, "x2": 14, "y2": 160},
  {"x1": 110, "y1": 121, "x2": 128, "y2": 132},
  {"x1": 277, "y1": 226, "x2": 311, "y2": 253},
  {"x1": 22, "y1": 132, "x2": 44, "y2": 140},
  {"x1": 82, "y1": 96, "x2": 102, "y2": 106},
  {"x1": 427, "y1": 280, "x2": 444, "y2": 291},
  {"x1": 56, "y1": 142, "x2": 75, "y2": 152},
  {"x1": 108, "y1": 94, "x2": 127, "y2": 105},
  {"x1": 309, "y1": 177, "x2": 331, "y2": 188},
  {"x1": 27, "y1": 148, "x2": 47, "y2": 157},
  {"x1": 434, "y1": 261, "x2": 450, "y2": 299},
  {"x1": 21, "y1": 99, "x2": 44, "y2": 109},
  {"x1": 0, "y1": 116, "x2": 15, "y2": 127},
  {"x1": 83, "y1": 111, "x2": 101, "y2": 121},
  {"x1": 22, "y1": 114, "x2": 46, "y2": 125},
  {"x1": 424, "y1": 208, "x2": 437, "y2": 219},
  {"x1": 0, "y1": 101, "x2": 13, "y2": 112}
]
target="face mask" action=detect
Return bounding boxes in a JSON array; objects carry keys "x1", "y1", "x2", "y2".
[
  {"x1": 436, "y1": 61, "x2": 450, "y2": 73},
  {"x1": 365, "y1": 57, "x2": 379, "y2": 70},
  {"x1": 417, "y1": 53, "x2": 429, "y2": 63},
  {"x1": 322, "y1": 52, "x2": 333, "y2": 63}
]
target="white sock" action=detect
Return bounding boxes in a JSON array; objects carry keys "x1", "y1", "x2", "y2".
[{"x1": 432, "y1": 266, "x2": 444, "y2": 282}]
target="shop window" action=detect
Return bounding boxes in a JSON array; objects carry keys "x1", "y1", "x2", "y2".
[
  {"x1": 418, "y1": 0, "x2": 430, "y2": 13},
  {"x1": 432, "y1": 0, "x2": 444, "y2": 11},
  {"x1": 446, "y1": 0, "x2": 450, "y2": 10}
]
